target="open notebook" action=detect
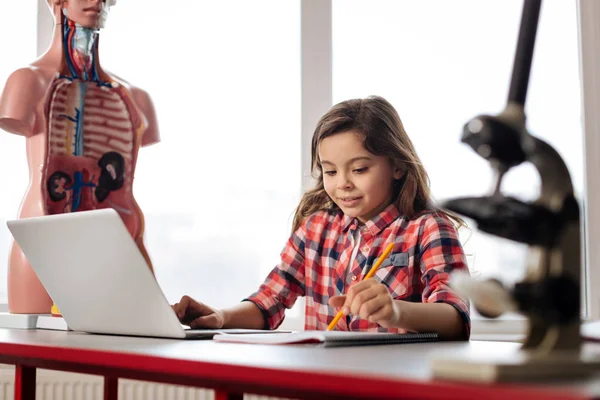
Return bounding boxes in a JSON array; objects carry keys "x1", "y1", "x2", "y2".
[{"x1": 213, "y1": 331, "x2": 439, "y2": 347}]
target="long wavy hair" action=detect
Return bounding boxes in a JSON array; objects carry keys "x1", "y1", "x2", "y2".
[{"x1": 292, "y1": 95, "x2": 463, "y2": 232}]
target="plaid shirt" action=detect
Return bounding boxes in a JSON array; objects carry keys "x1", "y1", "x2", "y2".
[{"x1": 245, "y1": 204, "x2": 471, "y2": 337}]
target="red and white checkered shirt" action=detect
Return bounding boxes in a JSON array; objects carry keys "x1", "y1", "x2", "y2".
[{"x1": 245, "y1": 204, "x2": 471, "y2": 337}]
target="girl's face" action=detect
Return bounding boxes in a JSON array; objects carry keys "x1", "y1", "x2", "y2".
[{"x1": 319, "y1": 130, "x2": 404, "y2": 223}]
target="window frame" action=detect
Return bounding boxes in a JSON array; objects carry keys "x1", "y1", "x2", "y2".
[{"x1": 579, "y1": 0, "x2": 600, "y2": 321}]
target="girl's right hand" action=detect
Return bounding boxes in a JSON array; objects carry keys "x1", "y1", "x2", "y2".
[{"x1": 171, "y1": 295, "x2": 225, "y2": 329}]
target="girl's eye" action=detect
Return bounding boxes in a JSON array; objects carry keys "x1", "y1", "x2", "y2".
[
  {"x1": 324, "y1": 171, "x2": 336, "y2": 176},
  {"x1": 353, "y1": 167, "x2": 368, "y2": 174}
]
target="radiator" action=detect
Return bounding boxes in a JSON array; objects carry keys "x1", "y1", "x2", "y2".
[{"x1": 0, "y1": 368, "x2": 290, "y2": 400}]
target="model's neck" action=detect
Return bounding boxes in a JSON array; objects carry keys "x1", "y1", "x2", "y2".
[{"x1": 62, "y1": 17, "x2": 100, "y2": 81}]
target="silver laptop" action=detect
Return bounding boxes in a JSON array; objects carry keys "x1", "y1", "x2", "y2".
[{"x1": 7, "y1": 209, "x2": 272, "y2": 339}]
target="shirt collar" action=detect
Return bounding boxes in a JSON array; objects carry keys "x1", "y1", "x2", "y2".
[{"x1": 341, "y1": 204, "x2": 401, "y2": 235}]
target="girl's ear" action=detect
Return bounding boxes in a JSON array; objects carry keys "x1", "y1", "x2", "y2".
[{"x1": 393, "y1": 165, "x2": 405, "y2": 180}]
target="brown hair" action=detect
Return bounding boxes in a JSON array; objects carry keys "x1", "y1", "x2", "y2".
[{"x1": 292, "y1": 95, "x2": 463, "y2": 232}]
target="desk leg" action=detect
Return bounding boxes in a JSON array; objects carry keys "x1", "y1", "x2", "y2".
[
  {"x1": 14, "y1": 365, "x2": 36, "y2": 400},
  {"x1": 215, "y1": 390, "x2": 243, "y2": 400},
  {"x1": 103, "y1": 376, "x2": 118, "y2": 400}
]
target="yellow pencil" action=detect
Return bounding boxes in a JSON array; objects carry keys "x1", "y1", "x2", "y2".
[{"x1": 327, "y1": 242, "x2": 395, "y2": 331}]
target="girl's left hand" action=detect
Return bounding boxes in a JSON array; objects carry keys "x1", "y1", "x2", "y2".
[{"x1": 328, "y1": 279, "x2": 401, "y2": 328}]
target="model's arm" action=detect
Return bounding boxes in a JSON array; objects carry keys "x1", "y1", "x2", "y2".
[
  {"x1": 0, "y1": 68, "x2": 42, "y2": 136},
  {"x1": 130, "y1": 87, "x2": 160, "y2": 147}
]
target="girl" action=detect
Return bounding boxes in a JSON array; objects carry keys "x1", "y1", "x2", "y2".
[{"x1": 173, "y1": 96, "x2": 470, "y2": 340}]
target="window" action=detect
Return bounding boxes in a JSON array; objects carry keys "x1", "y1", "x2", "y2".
[
  {"x1": 99, "y1": 2, "x2": 301, "y2": 319},
  {"x1": 332, "y1": 0, "x2": 583, "y2": 294},
  {"x1": 0, "y1": 0, "x2": 38, "y2": 302}
]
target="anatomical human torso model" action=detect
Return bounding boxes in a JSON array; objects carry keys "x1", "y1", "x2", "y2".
[{"x1": 0, "y1": 0, "x2": 159, "y2": 314}]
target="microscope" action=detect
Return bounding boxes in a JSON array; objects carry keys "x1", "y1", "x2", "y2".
[{"x1": 431, "y1": 0, "x2": 599, "y2": 381}]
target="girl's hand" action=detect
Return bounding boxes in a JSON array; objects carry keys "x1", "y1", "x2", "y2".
[
  {"x1": 328, "y1": 279, "x2": 401, "y2": 328},
  {"x1": 172, "y1": 295, "x2": 225, "y2": 329}
]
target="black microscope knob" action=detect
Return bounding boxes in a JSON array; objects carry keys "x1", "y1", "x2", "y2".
[{"x1": 462, "y1": 115, "x2": 527, "y2": 168}]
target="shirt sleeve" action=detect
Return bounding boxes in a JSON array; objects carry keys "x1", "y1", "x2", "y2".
[
  {"x1": 243, "y1": 222, "x2": 307, "y2": 330},
  {"x1": 419, "y1": 213, "x2": 471, "y2": 339}
]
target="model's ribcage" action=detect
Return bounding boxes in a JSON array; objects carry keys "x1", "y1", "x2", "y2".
[{"x1": 43, "y1": 78, "x2": 142, "y2": 238}]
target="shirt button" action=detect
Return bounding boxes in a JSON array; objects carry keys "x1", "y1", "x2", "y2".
[
  {"x1": 351, "y1": 275, "x2": 358, "y2": 281},
  {"x1": 362, "y1": 246, "x2": 370, "y2": 252}
]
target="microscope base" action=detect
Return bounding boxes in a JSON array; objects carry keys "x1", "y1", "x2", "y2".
[{"x1": 432, "y1": 348, "x2": 600, "y2": 382}]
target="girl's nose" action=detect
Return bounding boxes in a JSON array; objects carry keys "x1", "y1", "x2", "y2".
[{"x1": 337, "y1": 174, "x2": 353, "y2": 190}]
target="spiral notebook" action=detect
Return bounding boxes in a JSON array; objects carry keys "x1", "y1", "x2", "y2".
[{"x1": 213, "y1": 331, "x2": 438, "y2": 347}]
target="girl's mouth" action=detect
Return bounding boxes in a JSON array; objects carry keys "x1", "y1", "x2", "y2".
[{"x1": 339, "y1": 196, "x2": 362, "y2": 207}]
